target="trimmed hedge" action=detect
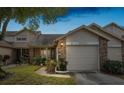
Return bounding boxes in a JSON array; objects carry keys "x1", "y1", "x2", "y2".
[
  {"x1": 102, "y1": 60, "x2": 123, "y2": 74},
  {"x1": 32, "y1": 56, "x2": 46, "y2": 66},
  {"x1": 57, "y1": 58, "x2": 67, "y2": 71}
]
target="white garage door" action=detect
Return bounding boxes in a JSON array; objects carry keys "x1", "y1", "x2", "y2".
[
  {"x1": 108, "y1": 47, "x2": 122, "y2": 61},
  {"x1": 66, "y1": 45, "x2": 99, "y2": 71}
]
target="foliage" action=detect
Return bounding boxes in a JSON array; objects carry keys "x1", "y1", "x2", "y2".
[
  {"x1": 57, "y1": 58, "x2": 67, "y2": 71},
  {"x1": 19, "y1": 56, "x2": 27, "y2": 64},
  {"x1": 46, "y1": 59, "x2": 57, "y2": 74},
  {"x1": 0, "y1": 70, "x2": 6, "y2": 79},
  {"x1": 0, "y1": 55, "x2": 7, "y2": 79},
  {"x1": 2, "y1": 55, "x2": 10, "y2": 65},
  {"x1": 3, "y1": 55, "x2": 10, "y2": 60},
  {"x1": 0, "y1": 8, "x2": 68, "y2": 37},
  {"x1": 0, "y1": 65, "x2": 75, "y2": 85},
  {"x1": 102, "y1": 60, "x2": 123, "y2": 74},
  {"x1": 0, "y1": 55, "x2": 3, "y2": 65},
  {"x1": 0, "y1": 8, "x2": 68, "y2": 76},
  {"x1": 32, "y1": 56, "x2": 46, "y2": 66}
]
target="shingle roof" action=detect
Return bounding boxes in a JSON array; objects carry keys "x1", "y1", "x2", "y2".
[
  {"x1": 30, "y1": 34, "x2": 63, "y2": 47},
  {"x1": 0, "y1": 40, "x2": 13, "y2": 48},
  {"x1": 3, "y1": 31, "x2": 17, "y2": 36},
  {"x1": 104, "y1": 22, "x2": 124, "y2": 31},
  {"x1": 56, "y1": 25, "x2": 110, "y2": 41},
  {"x1": 0, "y1": 31, "x2": 41, "y2": 36},
  {"x1": 88, "y1": 23, "x2": 124, "y2": 41}
]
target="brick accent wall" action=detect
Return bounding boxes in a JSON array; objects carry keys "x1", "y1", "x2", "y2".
[
  {"x1": 57, "y1": 38, "x2": 66, "y2": 60},
  {"x1": 33, "y1": 48, "x2": 41, "y2": 57},
  {"x1": 121, "y1": 41, "x2": 124, "y2": 62},
  {"x1": 29, "y1": 48, "x2": 41, "y2": 63},
  {"x1": 99, "y1": 37, "x2": 108, "y2": 70}
]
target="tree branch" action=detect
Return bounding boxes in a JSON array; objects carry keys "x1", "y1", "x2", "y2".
[{"x1": 1, "y1": 17, "x2": 10, "y2": 37}]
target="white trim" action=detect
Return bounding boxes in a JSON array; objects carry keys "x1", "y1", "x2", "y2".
[
  {"x1": 108, "y1": 45, "x2": 121, "y2": 48},
  {"x1": 15, "y1": 35, "x2": 29, "y2": 42},
  {"x1": 56, "y1": 47, "x2": 59, "y2": 61},
  {"x1": 66, "y1": 42, "x2": 99, "y2": 46}
]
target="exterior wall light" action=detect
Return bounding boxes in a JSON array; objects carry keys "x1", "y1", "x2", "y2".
[{"x1": 60, "y1": 42, "x2": 64, "y2": 46}]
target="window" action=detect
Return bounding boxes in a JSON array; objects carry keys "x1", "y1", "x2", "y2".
[
  {"x1": 16, "y1": 37, "x2": 27, "y2": 41},
  {"x1": 16, "y1": 36, "x2": 27, "y2": 42}
]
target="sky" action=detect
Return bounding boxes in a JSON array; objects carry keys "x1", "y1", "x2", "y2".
[{"x1": 6, "y1": 7, "x2": 124, "y2": 34}]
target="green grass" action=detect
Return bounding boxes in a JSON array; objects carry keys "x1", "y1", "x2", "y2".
[{"x1": 0, "y1": 65, "x2": 75, "y2": 85}]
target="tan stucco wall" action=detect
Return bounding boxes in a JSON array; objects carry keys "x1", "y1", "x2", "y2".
[
  {"x1": 66, "y1": 29, "x2": 99, "y2": 45},
  {"x1": 15, "y1": 31, "x2": 36, "y2": 42},
  {"x1": 13, "y1": 31, "x2": 37, "y2": 48},
  {"x1": 0, "y1": 47, "x2": 14, "y2": 64},
  {"x1": 90, "y1": 26, "x2": 122, "y2": 61},
  {"x1": 90, "y1": 26, "x2": 122, "y2": 46},
  {"x1": 13, "y1": 42, "x2": 29, "y2": 48}
]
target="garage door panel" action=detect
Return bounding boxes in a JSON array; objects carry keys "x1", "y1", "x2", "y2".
[
  {"x1": 66, "y1": 46, "x2": 98, "y2": 71},
  {"x1": 67, "y1": 64, "x2": 97, "y2": 71},
  {"x1": 67, "y1": 58, "x2": 97, "y2": 64}
]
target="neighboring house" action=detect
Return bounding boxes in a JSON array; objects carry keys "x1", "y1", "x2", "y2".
[
  {"x1": 88, "y1": 23, "x2": 124, "y2": 62},
  {"x1": 0, "y1": 23, "x2": 124, "y2": 72},
  {"x1": 104, "y1": 22, "x2": 124, "y2": 38},
  {"x1": 0, "y1": 29, "x2": 63, "y2": 64}
]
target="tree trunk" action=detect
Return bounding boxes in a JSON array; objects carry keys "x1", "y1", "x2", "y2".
[
  {"x1": 1, "y1": 17, "x2": 10, "y2": 37},
  {"x1": 0, "y1": 17, "x2": 10, "y2": 77}
]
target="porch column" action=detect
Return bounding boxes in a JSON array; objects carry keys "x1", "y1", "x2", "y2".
[
  {"x1": 29, "y1": 48, "x2": 33, "y2": 63},
  {"x1": 20, "y1": 48, "x2": 23, "y2": 57},
  {"x1": 99, "y1": 37, "x2": 108, "y2": 71},
  {"x1": 45, "y1": 48, "x2": 48, "y2": 59}
]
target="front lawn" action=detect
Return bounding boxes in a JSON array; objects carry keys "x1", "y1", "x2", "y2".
[
  {"x1": 0, "y1": 65, "x2": 75, "y2": 85},
  {"x1": 114, "y1": 75, "x2": 124, "y2": 80}
]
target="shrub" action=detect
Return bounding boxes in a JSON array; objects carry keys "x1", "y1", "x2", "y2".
[
  {"x1": 41, "y1": 57, "x2": 47, "y2": 65},
  {"x1": 102, "y1": 60, "x2": 123, "y2": 74},
  {"x1": 32, "y1": 56, "x2": 46, "y2": 66},
  {"x1": 57, "y1": 61, "x2": 67, "y2": 71},
  {"x1": 0, "y1": 55, "x2": 7, "y2": 79},
  {"x1": 19, "y1": 56, "x2": 27, "y2": 64},
  {"x1": 46, "y1": 59, "x2": 57, "y2": 74},
  {"x1": 0, "y1": 55, "x2": 3, "y2": 66},
  {"x1": 0, "y1": 71, "x2": 6, "y2": 79},
  {"x1": 57, "y1": 58, "x2": 67, "y2": 71},
  {"x1": 3, "y1": 55, "x2": 10, "y2": 65}
]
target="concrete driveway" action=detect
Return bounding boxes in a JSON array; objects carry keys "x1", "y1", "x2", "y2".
[{"x1": 73, "y1": 72, "x2": 124, "y2": 85}]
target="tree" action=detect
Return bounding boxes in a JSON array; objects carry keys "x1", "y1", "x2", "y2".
[
  {"x1": 0, "y1": 7, "x2": 68, "y2": 77},
  {"x1": 0, "y1": 7, "x2": 67, "y2": 38}
]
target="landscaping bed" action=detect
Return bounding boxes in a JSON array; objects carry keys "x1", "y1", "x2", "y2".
[{"x1": 0, "y1": 65, "x2": 75, "y2": 85}]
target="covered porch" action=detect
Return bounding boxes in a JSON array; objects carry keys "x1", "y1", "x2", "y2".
[{"x1": 29, "y1": 47, "x2": 56, "y2": 63}]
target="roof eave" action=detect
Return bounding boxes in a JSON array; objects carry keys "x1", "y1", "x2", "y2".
[
  {"x1": 88, "y1": 23, "x2": 124, "y2": 41},
  {"x1": 55, "y1": 25, "x2": 109, "y2": 41}
]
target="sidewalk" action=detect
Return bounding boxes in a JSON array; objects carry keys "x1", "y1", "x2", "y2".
[{"x1": 35, "y1": 67, "x2": 71, "y2": 78}]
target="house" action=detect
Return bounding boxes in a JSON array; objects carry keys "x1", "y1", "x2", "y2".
[{"x1": 0, "y1": 23, "x2": 124, "y2": 72}]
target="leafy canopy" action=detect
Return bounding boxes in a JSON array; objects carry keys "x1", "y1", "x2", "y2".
[{"x1": 0, "y1": 8, "x2": 67, "y2": 31}]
